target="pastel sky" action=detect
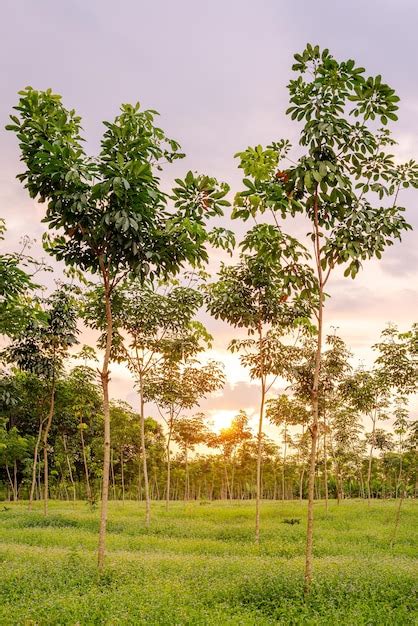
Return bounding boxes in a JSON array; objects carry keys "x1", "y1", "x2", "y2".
[{"x1": 1, "y1": 0, "x2": 417, "y2": 433}]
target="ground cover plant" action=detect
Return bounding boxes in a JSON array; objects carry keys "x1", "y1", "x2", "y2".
[{"x1": 0, "y1": 500, "x2": 416, "y2": 625}]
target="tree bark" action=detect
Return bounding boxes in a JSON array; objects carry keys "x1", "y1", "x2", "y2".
[
  {"x1": 282, "y1": 422, "x2": 287, "y2": 502},
  {"x1": 97, "y1": 273, "x2": 113, "y2": 571},
  {"x1": 367, "y1": 411, "x2": 377, "y2": 506},
  {"x1": 255, "y1": 321, "x2": 266, "y2": 544},
  {"x1": 62, "y1": 435, "x2": 76, "y2": 503},
  {"x1": 138, "y1": 374, "x2": 150, "y2": 526},
  {"x1": 42, "y1": 376, "x2": 56, "y2": 516},
  {"x1": 110, "y1": 449, "x2": 116, "y2": 500},
  {"x1": 5, "y1": 463, "x2": 16, "y2": 501},
  {"x1": 13, "y1": 460, "x2": 18, "y2": 501},
  {"x1": 120, "y1": 447, "x2": 125, "y2": 503},
  {"x1": 304, "y1": 192, "x2": 323, "y2": 593},
  {"x1": 184, "y1": 448, "x2": 189, "y2": 501},
  {"x1": 80, "y1": 418, "x2": 92, "y2": 505},
  {"x1": 323, "y1": 410, "x2": 328, "y2": 513},
  {"x1": 166, "y1": 416, "x2": 173, "y2": 510}
]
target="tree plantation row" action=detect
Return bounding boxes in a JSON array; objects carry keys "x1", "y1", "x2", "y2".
[
  {"x1": 1, "y1": 328, "x2": 417, "y2": 508},
  {"x1": 1, "y1": 44, "x2": 417, "y2": 591}
]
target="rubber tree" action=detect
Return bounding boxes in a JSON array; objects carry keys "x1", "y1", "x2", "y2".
[
  {"x1": 172, "y1": 413, "x2": 210, "y2": 500},
  {"x1": 64, "y1": 361, "x2": 103, "y2": 505},
  {"x1": 144, "y1": 353, "x2": 224, "y2": 509},
  {"x1": 207, "y1": 227, "x2": 317, "y2": 542},
  {"x1": 115, "y1": 282, "x2": 204, "y2": 523},
  {"x1": 4, "y1": 289, "x2": 78, "y2": 513},
  {"x1": 290, "y1": 334, "x2": 352, "y2": 510},
  {"x1": 8, "y1": 88, "x2": 231, "y2": 569},
  {"x1": 266, "y1": 394, "x2": 310, "y2": 501},
  {"x1": 0, "y1": 219, "x2": 47, "y2": 338},
  {"x1": 232, "y1": 44, "x2": 417, "y2": 589},
  {"x1": 207, "y1": 410, "x2": 253, "y2": 499},
  {"x1": 0, "y1": 418, "x2": 30, "y2": 501},
  {"x1": 328, "y1": 401, "x2": 364, "y2": 503}
]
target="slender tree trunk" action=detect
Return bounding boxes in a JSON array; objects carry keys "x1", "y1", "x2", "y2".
[
  {"x1": 138, "y1": 375, "x2": 150, "y2": 526},
  {"x1": 62, "y1": 435, "x2": 76, "y2": 503},
  {"x1": 42, "y1": 376, "x2": 56, "y2": 516},
  {"x1": 224, "y1": 461, "x2": 232, "y2": 500},
  {"x1": 391, "y1": 447, "x2": 406, "y2": 548},
  {"x1": 358, "y1": 467, "x2": 365, "y2": 499},
  {"x1": 299, "y1": 465, "x2": 305, "y2": 502},
  {"x1": 166, "y1": 418, "x2": 173, "y2": 510},
  {"x1": 231, "y1": 459, "x2": 236, "y2": 499},
  {"x1": 395, "y1": 435, "x2": 403, "y2": 500},
  {"x1": 5, "y1": 463, "x2": 16, "y2": 501},
  {"x1": 184, "y1": 448, "x2": 189, "y2": 501},
  {"x1": 367, "y1": 412, "x2": 376, "y2": 506},
  {"x1": 120, "y1": 447, "x2": 125, "y2": 503},
  {"x1": 323, "y1": 411, "x2": 329, "y2": 513},
  {"x1": 139, "y1": 464, "x2": 143, "y2": 500},
  {"x1": 282, "y1": 422, "x2": 287, "y2": 502},
  {"x1": 80, "y1": 419, "x2": 92, "y2": 505},
  {"x1": 13, "y1": 460, "x2": 18, "y2": 501},
  {"x1": 305, "y1": 192, "x2": 323, "y2": 592},
  {"x1": 110, "y1": 450, "x2": 116, "y2": 500},
  {"x1": 97, "y1": 273, "x2": 113, "y2": 571},
  {"x1": 255, "y1": 361, "x2": 266, "y2": 541},
  {"x1": 37, "y1": 452, "x2": 42, "y2": 501}
]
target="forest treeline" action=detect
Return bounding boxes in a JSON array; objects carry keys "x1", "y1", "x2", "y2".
[
  {"x1": 1, "y1": 43, "x2": 418, "y2": 588},
  {"x1": 1, "y1": 351, "x2": 417, "y2": 507}
]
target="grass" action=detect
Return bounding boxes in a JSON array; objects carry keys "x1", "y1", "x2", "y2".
[{"x1": 0, "y1": 499, "x2": 416, "y2": 625}]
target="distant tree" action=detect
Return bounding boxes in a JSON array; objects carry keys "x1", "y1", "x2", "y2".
[
  {"x1": 115, "y1": 281, "x2": 203, "y2": 522},
  {"x1": 208, "y1": 410, "x2": 253, "y2": 499},
  {"x1": 4, "y1": 289, "x2": 78, "y2": 513},
  {"x1": 0, "y1": 219, "x2": 47, "y2": 338},
  {"x1": 0, "y1": 418, "x2": 30, "y2": 501},
  {"x1": 64, "y1": 356, "x2": 102, "y2": 505},
  {"x1": 172, "y1": 413, "x2": 210, "y2": 500},
  {"x1": 329, "y1": 402, "x2": 364, "y2": 502},
  {"x1": 109, "y1": 401, "x2": 140, "y2": 502},
  {"x1": 145, "y1": 353, "x2": 224, "y2": 508},
  {"x1": 267, "y1": 394, "x2": 310, "y2": 501}
]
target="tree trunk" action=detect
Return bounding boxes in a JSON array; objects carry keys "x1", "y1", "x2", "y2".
[
  {"x1": 80, "y1": 419, "x2": 92, "y2": 505},
  {"x1": 137, "y1": 459, "x2": 142, "y2": 501},
  {"x1": 120, "y1": 447, "x2": 125, "y2": 503},
  {"x1": 5, "y1": 463, "x2": 16, "y2": 501},
  {"x1": 138, "y1": 376, "x2": 150, "y2": 526},
  {"x1": 97, "y1": 274, "x2": 113, "y2": 571},
  {"x1": 367, "y1": 412, "x2": 377, "y2": 506},
  {"x1": 323, "y1": 411, "x2": 328, "y2": 513},
  {"x1": 13, "y1": 460, "x2": 18, "y2": 500},
  {"x1": 299, "y1": 465, "x2": 305, "y2": 502},
  {"x1": 166, "y1": 418, "x2": 173, "y2": 510},
  {"x1": 255, "y1": 378, "x2": 266, "y2": 541},
  {"x1": 42, "y1": 377, "x2": 56, "y2": 516},
  {"x1": 184, "y1": 448, "x2": 189, "y2": 501},
  {"x1": 305, "y1": 192, "x2": 323, "y2": 593},
  {"x1": 110, "y1": 450, "x2": 116, "y2": 500},
  {"x1": 224, "y1": 461, "x2": 232, "y2": 499},
  {"x1": 62, "y1": 435, "x2": 76, "y2": 503},
  {"x1": 282, "y1": 422, "x2": 287, "y2": 502},
  {"x1": 395, "y1": 434, "x2": 403, "y2": 499}
]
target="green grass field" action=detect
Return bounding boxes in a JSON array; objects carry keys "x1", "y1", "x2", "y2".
[{"x1": 0, "y1": 500, "x2": 416, "y2": 625}]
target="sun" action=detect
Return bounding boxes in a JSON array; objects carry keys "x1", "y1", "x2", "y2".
[{"x1": 207, "y1": 410, "x2": 237, "y2": 433}]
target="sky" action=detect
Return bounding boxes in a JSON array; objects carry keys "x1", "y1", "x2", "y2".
[{"x1": 1, "y1": 0, "x2": 417, "y2": 434}]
